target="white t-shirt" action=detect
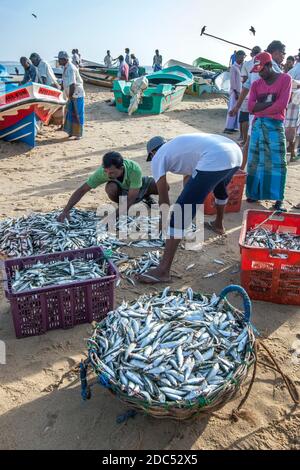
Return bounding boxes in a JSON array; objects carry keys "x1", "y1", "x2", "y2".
[
  {"x1": 241, "y1": 59, "x2": 253, "y2": 79},
  {"x1": 62, "y1": 62, "x2": 85, "y2": 98},
  {"x1": 151, "y1": 134, "x2": 242, "y2": 182},
  {"x1": 72, "y1": 53, "x2": 80, "y2": 68},
  {"x1": 38, "y1": 60, "x2": 59, "y2": 87},
  {"x1": 240, "y1": 59, "x2": 254, "y2": 112}
]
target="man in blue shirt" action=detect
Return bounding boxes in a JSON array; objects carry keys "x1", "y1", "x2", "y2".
[
  {"x1": 229, "y1": 50, "x2": 237, "y2": 68},
  {"x1": 20, "y1": 57, "x2": 39, "y2": 85}
]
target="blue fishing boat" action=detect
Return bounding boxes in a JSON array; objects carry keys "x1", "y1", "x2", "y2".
[
  {"x1": 0, "y1": 81, "x2": 66, "y2": 147},
  {"x1": 0, "y1": 64, "x2": 12, "y2": 82},
  {"x1": 113, "y1": 65, "x2": 193, "y2": 115}
]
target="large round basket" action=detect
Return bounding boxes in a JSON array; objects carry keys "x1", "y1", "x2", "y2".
[{"x1": 82, "y1": 285, "x2": 256, "y2": 420}]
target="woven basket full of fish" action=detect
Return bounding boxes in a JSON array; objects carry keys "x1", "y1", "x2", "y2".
[{"x1": 84, "y1": 285, "x2": 256, "y2": 420}]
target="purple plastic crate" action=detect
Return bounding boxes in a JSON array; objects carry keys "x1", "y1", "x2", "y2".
[{"x1": 2, "y1": 246, "x2": 118, "y2": 338}]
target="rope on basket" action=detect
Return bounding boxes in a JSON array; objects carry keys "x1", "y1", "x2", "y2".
[
  {"x1": 80, "y1": 360, "x2": 91, "y2": 400},
  {"x1": 230, "y1": 340, "x2": 299, "y2": 422},
  {"x1": 257, "y1": 341, "x2": 299, "y2": 405}
]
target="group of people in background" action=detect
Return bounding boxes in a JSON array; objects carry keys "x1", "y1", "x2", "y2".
[
  {"x1": 103, "y1": 48, "x2": 163, "y2": 81},
  {"x1": 19, "y1": 54, "x2": 59, "y2": 88},
  {"x1": 225, "y1": 40, "x2": 300, "y2": 212},
  {"x1": 17, "y1": 46, "x2": 164, "y2": 145}
]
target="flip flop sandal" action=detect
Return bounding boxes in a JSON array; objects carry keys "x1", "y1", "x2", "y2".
[{"x1": 204, "y1": 221, "x2": 226, "y2": 236}]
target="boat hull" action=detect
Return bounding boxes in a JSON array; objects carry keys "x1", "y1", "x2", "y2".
[
  {"x1": 80, "y1": 70, "x2": 116, "y2": 88},
  {"x1": 114, "y1": 87, "x2": 186, "y2": 115},
  {"x1": 113, "y1": 65, "x2": 193, "y2": 115},
  {"x1": 0, "y1": 112, "x2": 37, "y2": 146},
  {"x1": 80, "y1": 66, "x2": 146, "y2": 88},
  {"x1": 0, "y1": 82, "x2": 66, "y2": 147}
]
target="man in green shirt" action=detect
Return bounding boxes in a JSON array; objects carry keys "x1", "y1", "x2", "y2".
[{"x1": 58, "y1": 151, "x2": 158, "y2": 222}]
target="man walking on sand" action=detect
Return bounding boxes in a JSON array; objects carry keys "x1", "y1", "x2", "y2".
[{"x1": 138, "y1": 133, "x2": 242, "y2": 284}]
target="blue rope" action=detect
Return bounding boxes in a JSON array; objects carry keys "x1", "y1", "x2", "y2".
[
  {"x1": 218, "y1": 284, "x2": 252, "y2": 323},
  {"x1": 80, "y1": 360, "x2": 91, "y2": 401},
  {"x1": 98, "y1": 373, "x2": 111, "y2": 389},
  {"x1": 116, "y1": 409, "x2": 138, "y2": 424}
]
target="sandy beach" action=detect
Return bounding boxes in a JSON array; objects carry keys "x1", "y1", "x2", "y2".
[{"x1": 0, "y1": 85, "x2": 299, "y2": 450}]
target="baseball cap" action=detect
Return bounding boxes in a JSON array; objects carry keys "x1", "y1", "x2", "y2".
[
  {"x1": 251, "y1": 52, "x2": 272, "y2": 73},
  {"x1": 146, "y1": 136, "x2": 167, "y2": 161},
  {"x1": 58, "y1": 51, "x2": 69, "y2": 60}
]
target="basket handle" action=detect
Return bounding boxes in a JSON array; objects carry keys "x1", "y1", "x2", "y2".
[{"x1": 218, "y1": 284, "x2": 252, "y2": 323}]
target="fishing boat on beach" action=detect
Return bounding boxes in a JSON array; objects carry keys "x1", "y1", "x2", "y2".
[
  {"x1": 80, "y1": 66, "x2": 118, "y2": 88},
  {"x1": 113, "y1": 65, "x2": 193, "y2": 115},
  {"x1": 193, "y1": 57, "x2": 227, "y2": 73},
  {"x1": 0, "y1": 64, "x2": 18, "y2": 84},
  {"x1": 0, "y1": 82, "x2": 66, "y2": 147},
  {"x1": 0, "y1": 64, "x2": 10, "y2": 81},
  {"x1": 161, "y1": 59, "x2": 229, "y2": 97},
  {"x1": 80, "y1": 64, "x2": 146, "y2": 88},
  {"x1": 163, "y1": 59, "x2": 204, "y2": 75}
]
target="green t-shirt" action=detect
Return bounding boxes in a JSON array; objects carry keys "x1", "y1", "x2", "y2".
[{"x1": 86, "y1": 159, "x2": 142, "y2": 191}]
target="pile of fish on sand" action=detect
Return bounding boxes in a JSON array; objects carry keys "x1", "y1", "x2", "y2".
[
  {"x1": 0, "y1": 209, "x2": 164, "y2": 258},
  {"x1": 116, "y1": 216, "x2": 163, "y2": 249},
  {"x1": 120, "y1": 251, "x2": 161, "y2": 286},
  {"x1": 88, "y1": 288, "x2": 252, "y2": 405},
  {"x1": 245, "y1": 228, "x2": 300, "y2": 251},
  {"x1": 11, "y1": 258, "x2": 110, "y2": 293}
]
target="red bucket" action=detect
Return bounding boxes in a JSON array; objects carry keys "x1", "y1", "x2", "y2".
[
  {"x1": 239, "y1": 210, "x2": 300, "y2": 305},
  {"x1": 204, "y1": 170, "x2": 246, "y2": 216}
]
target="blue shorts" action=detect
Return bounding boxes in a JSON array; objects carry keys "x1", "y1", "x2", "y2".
[
  {"x1": 239, "y1": 111, "x2": 249, "y2": 123},
  {"x1": 169, "y1": 167, "x2": 239, "y2": 236}
]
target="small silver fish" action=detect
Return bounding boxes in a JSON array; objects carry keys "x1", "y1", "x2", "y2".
[
  {"x1": 213, "y1": 259, "x2": 225, "y2": 265},
  {"x1": 87, "y1": 288, "x2": 252, "y2": 405}
]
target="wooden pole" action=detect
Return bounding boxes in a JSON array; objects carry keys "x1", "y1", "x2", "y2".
[{"x1": 201, "y1": 31, "x2": 252, "y2": 51}]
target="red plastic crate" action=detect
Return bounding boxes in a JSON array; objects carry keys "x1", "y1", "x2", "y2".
[
  {"x1": 239, "y1": 210, "x2": 300, "y2": 305},
  {"x1": 2, "y1": 247, "x2": 118, "y2": 338},
  {"x1": 204, "y1": 170, "x2": 246, "y2": 216}
]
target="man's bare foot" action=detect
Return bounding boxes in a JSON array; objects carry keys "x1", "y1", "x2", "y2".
[
  {"x1": 137, "y1": 268, "x2": 171, "y2": 284},
  {"x1": 204, "y1": 220, "x2": 226, "y2": 236}
]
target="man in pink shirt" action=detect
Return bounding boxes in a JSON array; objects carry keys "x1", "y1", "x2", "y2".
[
  {"x1": 247, "y1": 52, "x2": 292, "y2": 211},
  {"x1": 117, "y1": 55, "x2": 129, "y2": 81}
]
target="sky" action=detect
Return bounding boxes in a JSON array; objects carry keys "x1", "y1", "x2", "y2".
[{"x1": 1, "y1": 0, "x2": 299, "y2": 66}]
